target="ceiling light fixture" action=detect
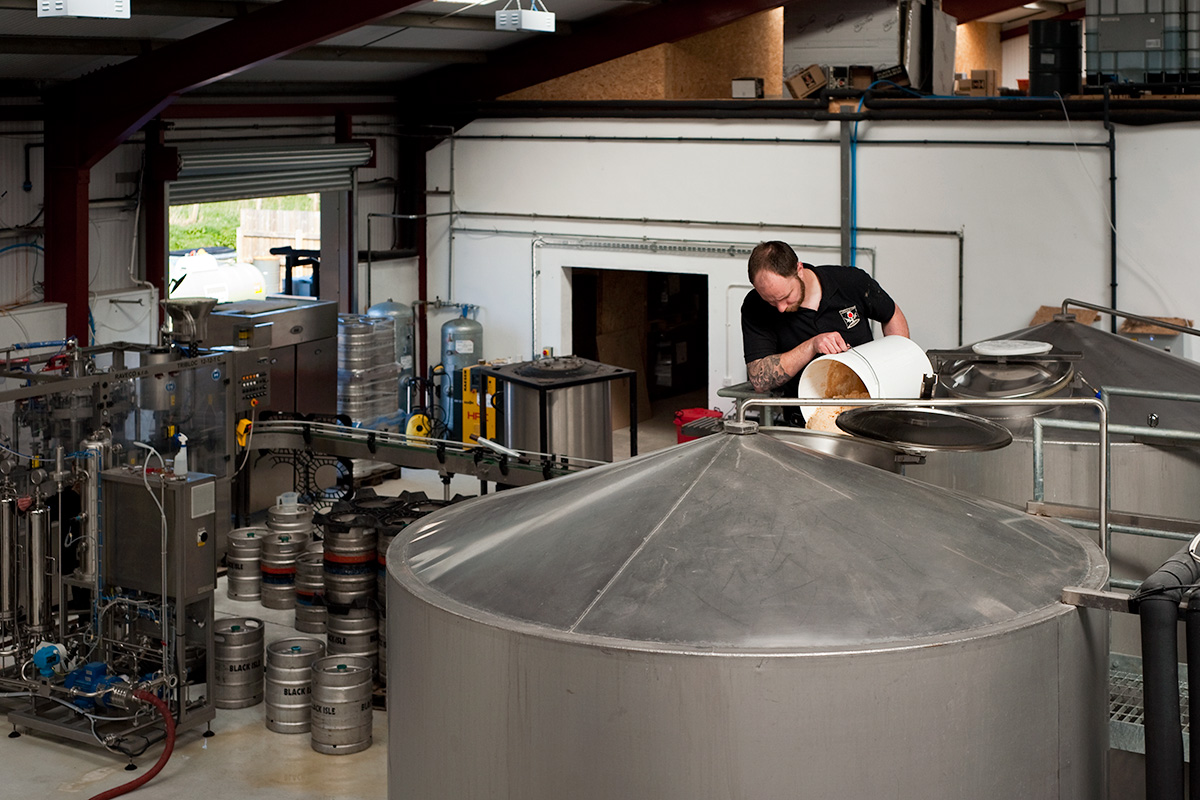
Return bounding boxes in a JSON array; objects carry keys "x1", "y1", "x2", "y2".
[
  {"x1": 495, "y1": 0, "x2": 555, "y2": 32},
  {"x1": 37, "y1": 0, "x2": 129, "y2": 18},
  {"x1": 1023, "y1": 1, "x2": 1068, "y2": 11}
]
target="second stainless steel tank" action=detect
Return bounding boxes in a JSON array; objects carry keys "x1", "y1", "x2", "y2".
[
  {"x1": 909, "y1": 313, "x2": 1200, "y2": 655},
  {"x1": 493, "y1": 356, "x2": 614, "y2": 462}
]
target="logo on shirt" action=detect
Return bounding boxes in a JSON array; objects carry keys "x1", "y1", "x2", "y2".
[{"x1": 839, "y1": 306, "x2": 861, "y2": 329}]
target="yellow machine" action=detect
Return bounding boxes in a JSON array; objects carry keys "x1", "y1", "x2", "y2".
[{"x1": 460, "y1": 363, "x2": 496, "y2": 443}]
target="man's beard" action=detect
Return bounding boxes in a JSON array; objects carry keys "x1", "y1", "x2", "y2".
[{"x1": 784, "y1": 275, "x2": 806, "y2": 312}]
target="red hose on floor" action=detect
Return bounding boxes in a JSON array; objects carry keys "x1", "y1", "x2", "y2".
[{"x1": 87, "y1": 689, "x2": 176, "y2": 800}]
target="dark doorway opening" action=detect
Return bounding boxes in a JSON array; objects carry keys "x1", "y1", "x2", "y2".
[{"x1": 571, "y1": 268, "x2": 708, "y2": 444}]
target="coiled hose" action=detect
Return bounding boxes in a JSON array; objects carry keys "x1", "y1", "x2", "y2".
[{"x1": 87, "y1": 690, "x2": 176, "y2": 800}]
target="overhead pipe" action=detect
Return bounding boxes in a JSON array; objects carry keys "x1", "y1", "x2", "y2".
[
  {"x1": 449, "y1": 209, "x2": 965, "y2": 347},
  {"x1": 1060, "y1": 299, "x2": 1200, "y2": 339},
  {"x1": 420, "y1": 95, "x2": 1200, "y2": 125},
  {"x1": 1104, "y1": 87, "x2": 1119, "y2": 332}
]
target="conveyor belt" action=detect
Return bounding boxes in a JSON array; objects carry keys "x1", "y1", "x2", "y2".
[{"x1": 251, "y1": 419, "x2": 605, "y2": 487}]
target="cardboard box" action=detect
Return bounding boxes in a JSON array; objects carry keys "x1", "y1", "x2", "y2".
[
  {"x1": 829, "y1": 65, "x2": 875, "y2": 90},
  {"x1": 732, "y1": 77, "x2": 764, "y2": 99},
  {"x1": 970, "y1": 68, "x2": 997, "y2": 96},
  {"x1": 785, "y1": 64, "x2": 827, "y2": 99},
  {"x1": 874, "y1": 64, "x2": 910, "y2": 87}
]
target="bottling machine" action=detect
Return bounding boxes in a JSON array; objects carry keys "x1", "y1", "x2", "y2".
[{"x1": 0, "y1": 298, "x2": 267, "y2": 755}]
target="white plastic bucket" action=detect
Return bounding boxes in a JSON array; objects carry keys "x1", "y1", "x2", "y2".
[{"x1": 797, "y1": 335, "x2": 933, "y2": 421}]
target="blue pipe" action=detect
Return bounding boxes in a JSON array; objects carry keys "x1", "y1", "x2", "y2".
[{"x1": 0, "y1": 243, "x2": 44, "y2": 255}]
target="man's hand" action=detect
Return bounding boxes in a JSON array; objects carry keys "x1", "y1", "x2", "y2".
[{"x1": 812, "y1": 331, "x2": 850, "y2": 355}]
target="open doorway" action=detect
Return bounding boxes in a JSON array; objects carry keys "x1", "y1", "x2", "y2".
[
  {"x1": 571, "y1": 268, "x2": 709, "y2": 448},
  {"x1": 167, "y1": 194, "x2": 320, "y2": 301}
]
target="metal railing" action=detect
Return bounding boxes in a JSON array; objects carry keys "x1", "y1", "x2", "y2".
[
  {"x1": 1032, "y1": 384, "x2": 1200, "y2": 589},
  {"x1": 735, "y1": 394, "x2": 1112, "y2": 555}
]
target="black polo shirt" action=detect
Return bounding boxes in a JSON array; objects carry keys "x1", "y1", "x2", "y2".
[{"x1": 741, "y1": 264, "x2": 898, "y2": 398}]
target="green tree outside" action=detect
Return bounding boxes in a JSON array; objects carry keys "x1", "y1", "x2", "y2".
[{"x1": 168, "y1": 195, "x2": 318, "y2": 252}]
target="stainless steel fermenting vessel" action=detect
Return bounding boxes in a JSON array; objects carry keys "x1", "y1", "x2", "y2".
[
  {"x1": 909, "y1": 313, "x2": 1200, "y2": 656},
  {"x1": 386, "y1": 427, "x2": 1109, "y2": 799}
]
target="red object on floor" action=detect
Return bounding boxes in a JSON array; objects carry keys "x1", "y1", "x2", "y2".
[{"x1": 674, "y1": 408, "x2": 724, "y2": 443}]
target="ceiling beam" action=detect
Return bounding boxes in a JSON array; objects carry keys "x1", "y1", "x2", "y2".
[
  {"x1": 941, "y1": 0, "x2": 1033, "y2": 23},
  {"x1": 0, "y1": 34, "x2": 485, "y2": 63},
  {"x1": 399, "y1": 0, "x2": 788, "y2": 103},
  {"x1": 0, "y1": 0, "x2": 562, "y2": 32},
  {"x1": 49, "y1": 0, "x2": 430, "y2": 168}
]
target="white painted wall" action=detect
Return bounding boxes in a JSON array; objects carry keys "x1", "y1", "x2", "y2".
[
  {"x1": 2, "y1": 115, "x2": 402, "y2": 342},
  {"x1": 7, "y1": 113, "x2": 1198, "y2": 415},
  {"x1": 424, "y1": 115, "x2": 1199, "y2": 412},
  {"x1": 90, "y1": 286, "x2": 158, "y2": 344},
  {"x1": 1002, "y1": 33, "x2": 1030, "y2": 87}
]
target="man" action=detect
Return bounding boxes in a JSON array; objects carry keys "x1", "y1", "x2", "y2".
[{"x1": 741, "y1": 241, "x2": 909, "y2": 399}]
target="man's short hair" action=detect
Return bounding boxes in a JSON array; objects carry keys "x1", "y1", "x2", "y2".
[{"x1": 748, "y1": 241, "x2": 799, "y2": 282}]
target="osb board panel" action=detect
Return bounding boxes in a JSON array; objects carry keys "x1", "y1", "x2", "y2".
[
  {"x1": 501, "y1": 47, "x2": 667, "y2": 101},
  {"x1": 596, "y1": 328, "x2": 653, "y2": 428},
  {"x1": 502, "y1": 7, "x2": 783, "y2": 101},
  {"x1": 954, "y1": 21, "x2": 1002, "y2": 76},
  {"x1": 1030, "y1": 305, "x2": 1100, "y2": 326},
  {"x1": 1119, "y1": 317, "x2": 1193, "y2": 335},
  {"x1": 597, "y1": 270, "x2": 648, "y2": 335},
  {"x1": 667, "y1": 8, "x2": 784, "y2": 99}
]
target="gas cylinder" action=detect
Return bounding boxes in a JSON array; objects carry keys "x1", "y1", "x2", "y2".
[{"x1": 439, "y1": 314, "x2": 483, "y2": 440}]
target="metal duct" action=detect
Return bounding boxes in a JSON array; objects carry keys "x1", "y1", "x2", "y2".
[{"x1": 170, "y1": 143, "x2": 373, "y2": 204}]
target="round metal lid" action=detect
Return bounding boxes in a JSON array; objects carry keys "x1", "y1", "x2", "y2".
[
  {"x1": 939, "y1": 357, "x2": 1073, "y2": 400},
  {"x1": 835, "y1": 406, "x2": 1014, "y2": 451},
  {"x1": 514, "y1": 356, "x2": 597, "y2": 379},
  {"x1": 392, "y1": 431, "x2": 1105, "y2": 653},
  {"x1": 971, "y1": 339, "x2": 1053, "y2": 356}
]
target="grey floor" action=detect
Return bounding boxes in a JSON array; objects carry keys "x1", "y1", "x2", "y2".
[
  {"x1": 0, "y1": 390, "x2": 701, "y2": 799},
  {"x1": 3, "y1": 582, "x2": 388, "y2": 800}
]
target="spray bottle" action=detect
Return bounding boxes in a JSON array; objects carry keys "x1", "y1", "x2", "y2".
[{"x1": 175, "y1": 432, "x2": 188, "y2": 477}]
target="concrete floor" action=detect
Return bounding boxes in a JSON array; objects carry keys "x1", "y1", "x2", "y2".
[
  {"x1": 0, "y1": 391, "x2": 700, "y2": 799},
  {"x1": 2, "y1": 582, "x2": 388, "y2": 800}
]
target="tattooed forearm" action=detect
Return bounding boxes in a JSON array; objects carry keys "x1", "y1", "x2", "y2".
[{"x1": 747, "y1": 355, "x2": 789, "y2": 393}]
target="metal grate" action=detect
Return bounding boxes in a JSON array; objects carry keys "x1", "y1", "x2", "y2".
[{"x1": 1109, "y1": 663, "x2": 1190, "y2": 758}]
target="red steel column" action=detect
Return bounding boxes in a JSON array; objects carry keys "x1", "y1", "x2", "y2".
[{"x1": 41, "y1": 107, "x2": 91, "y2": 344}]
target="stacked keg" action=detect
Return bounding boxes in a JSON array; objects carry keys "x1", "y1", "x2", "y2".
[
  {"x1": 312, "y1": 488, "x2": 465, "y2": 691},
  {"x1": 295, "y1": 548, "x2": 326, "y2": 634},
  {"x1": 267, "y1": 494, "x2": 315, "y2": 538},
  {"x1": 322, "y1": 508, "x2": 381, "y2": 672},
  {"x1": 374, "y1": 507, "x2": 421, "y2": 686},
  {"x1": 337, "y1": 314, "x2": 401, "y2": 426},
  {"x1": 260, "y1": 496, "x2": 315, "y2": 609},
  {"x1": 226, "y1": 526, "x2": 269, "y2": 601}
]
